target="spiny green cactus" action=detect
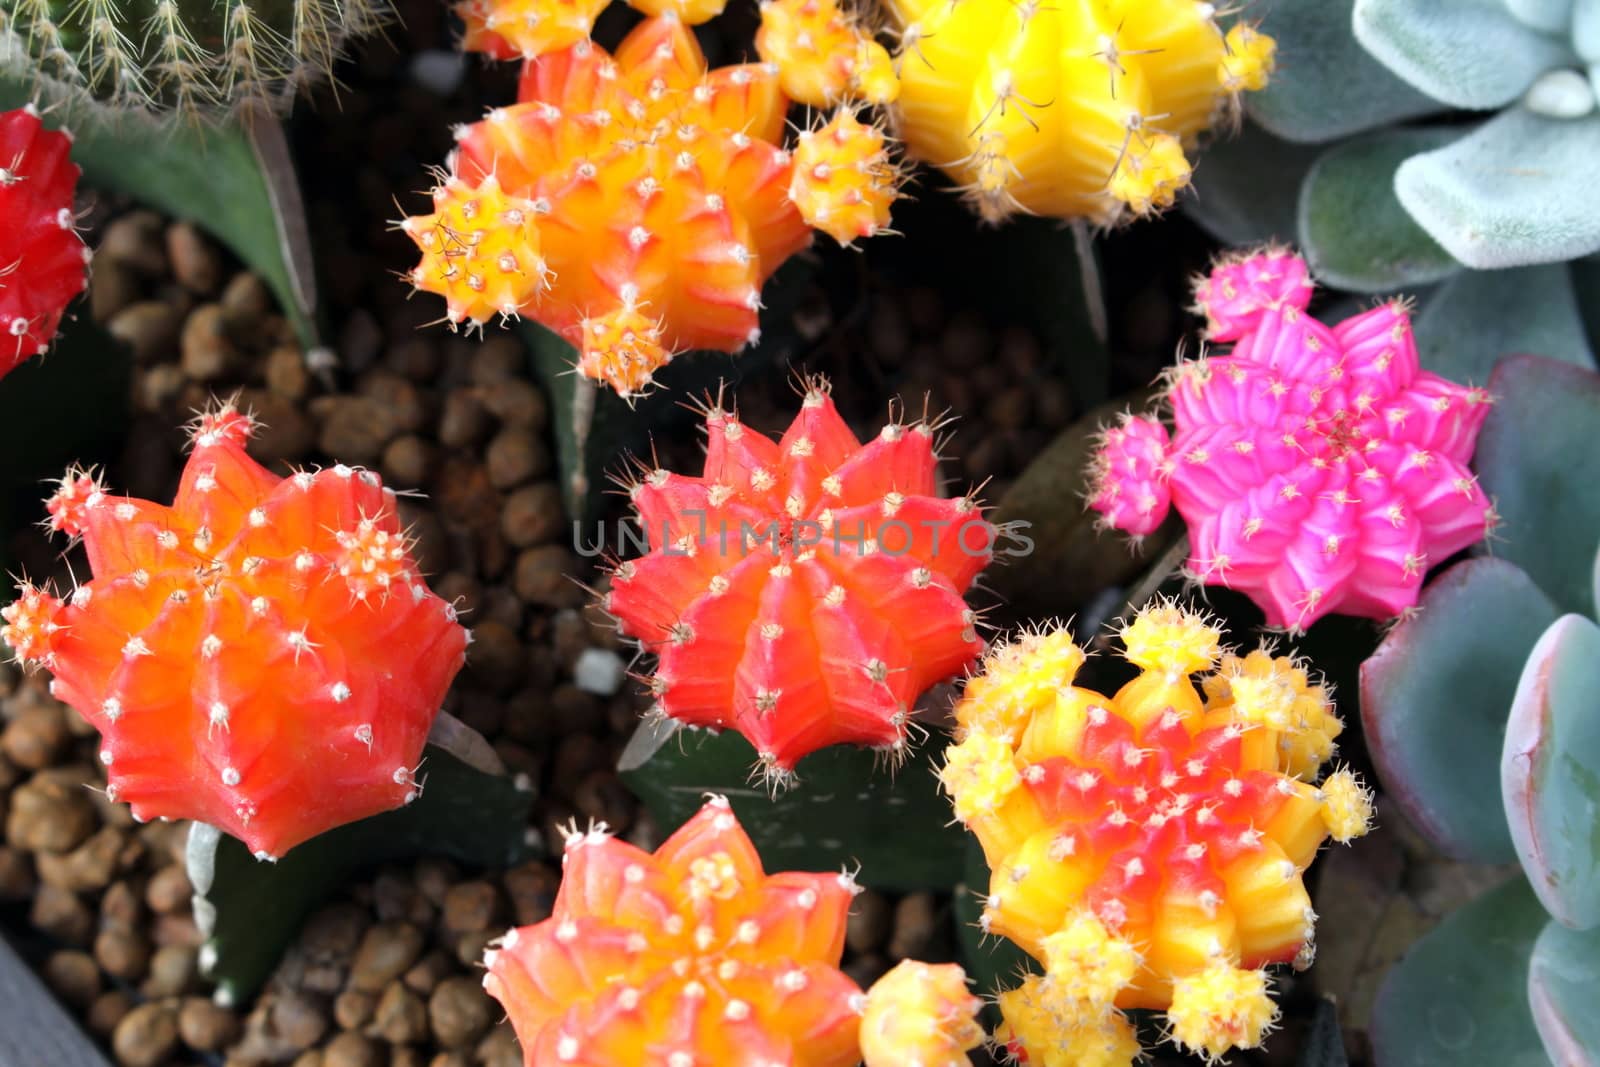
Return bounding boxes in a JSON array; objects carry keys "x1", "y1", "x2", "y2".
[
  {"x1": 0, "y1": 0, "x2": 387, "y2": 113},
  {"x1": 1358, "y1": 354, "x2": 1600, "y2": 1064}
]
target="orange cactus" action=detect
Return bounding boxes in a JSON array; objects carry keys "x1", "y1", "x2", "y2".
[
  {"x1": 481, "y1": 796, "x2": 866, "y2": 1065},
  {"x1": 0, "y1": 402, "x2": 469, "y2": 859},
  {"x1": 942, "y1": 603, "x2": 1371, "y2": 1064},
  {"x1": 789, "y1": 110, "x2": 900, "y2": 247},
  {"x1": 455, "y1": 0, "x2": 612, "y2": 61}
]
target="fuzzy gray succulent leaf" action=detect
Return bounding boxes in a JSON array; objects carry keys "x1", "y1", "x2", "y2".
[
  {"x1": 1528, "y1": 920, "x2": 1600, "y2": 1062},
  {"x1": 1507, "y1": 0, "x2": 1576, "y2": 33},
  {"x1": 1576, "y1": 0, "x2": 1600, "y2": 60},
  {"x1": 1247, "y1": 0, "x2": 1444, "y2": 143},
  {"x1": 1415, "y1": 265, "x2": 1596, "y2": 385},
  {"x1": 1297, "y1": 126, "x2": 1460, "y2": 291},
  {"x1": 1396, "y1": 108, "x2": 1600, "y2": 270},
  {"x1": 1353, "y1": 0, "x2": 1575, "y2": 109}
]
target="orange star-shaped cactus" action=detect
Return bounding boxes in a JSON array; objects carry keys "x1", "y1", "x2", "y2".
[{"x1": 482, "y1": 796, "x2": 866, "y2": 1066}]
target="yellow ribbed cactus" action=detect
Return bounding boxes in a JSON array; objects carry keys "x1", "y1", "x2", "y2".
[
  {"x1": 859, "y1": 960, "x2": 983, "y2": 1066},
  {"x1": 942, "y1": 601, "x2": 1371, "y2": 1065},
  {"x1": 882, "y1": 0, "x2": 1276, "y2": 224}
]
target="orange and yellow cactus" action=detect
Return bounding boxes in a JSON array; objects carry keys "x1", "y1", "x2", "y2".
[
  {"x1": 859, "y1": 960, "x2": 983, "y2": 1067},
  {"x1": 942, "y1": 602, "x2": 1371, "y2": 1065},
  {"x1": 456, "y1": 0, "x2": 726, "y2": 60},
  {"x1": 881, "y1": 0, "x2": 1275, "y2": 224},
  {"x1": 406, "y1": 16, "x2": 902, "y2": 398},
  {"x1": 481, "y1": 796, "x2": 867, "y2": 1065},
  {"x1": 755, "y1": 0, "x2": 898, "y2": 107}
]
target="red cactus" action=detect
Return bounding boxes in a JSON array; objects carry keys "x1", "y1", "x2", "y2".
[
  {"x1": 1, "y1": 402, "x2": 470, "y2": 859},
  {"x1": 0, "y1": 105, "x2": 89, "y2": 377},
  {"x1": 482, "y1": 795, "x2": 865, "y2": 1066},
  {"x1": 602, "y1": 380, "x2": 990, "y2": 778}
]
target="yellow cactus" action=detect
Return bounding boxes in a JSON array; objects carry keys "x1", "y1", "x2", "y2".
[
  {"x1": 455, "y1": 0, "x2": 611, "y2": 60},
  {"x1": 789, "y1": 109, "x2": 902, "y2": 246},
  {"x1": 859, "y1": 960, "x2": 984, "y2": 1066},
  {"x1": 756, "y1": 0, "x2": 900, "y2": 106},
  {"x1": 882, "y1": 0, "x2": 1276, "y2": 224},
  {"x1": 402, "y1": 172, "x2": 550, "y2": 327},
  {"x1": 943, "y1": 602, "x2": 1370, "y2": 1063}
]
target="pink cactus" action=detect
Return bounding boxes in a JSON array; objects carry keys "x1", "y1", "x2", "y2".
[{"x1": 1089, "y1": 248, "x2": 1496, "y2": 632}]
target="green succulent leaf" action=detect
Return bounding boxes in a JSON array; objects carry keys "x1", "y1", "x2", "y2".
[
  {"x1": 1507, "y1": 0, "x2": 1576, "y2": 33},
  {"x1": 1248, "y1": 0, "x2": 1444, "y2": 142},
  {"x1": 1503, "y1": 613, "x2": 1600, "y2": 930},
  {"x1": 1353, "y1": 0, "x2": 1574, "y2": 109},
  {"x1": 1396, "y1": 109, "x2": 1600, "y2": 270},
  {"x1": 0, "y1": 78, "x2": 321, "y2": 348},
  {"x1": 617, "y1": 718, "x2": 967, "y2": 892},
  {"x1": 1183, "y1": 122, "x2": 1323, "y2": 246},
  {"x1": 1528, "y1": 919, "x2": 1600, "y2": 1062},
  {"x1": 188, "y1": 733, "x2": 537, "y2": 1005},
  {"x1": 1415, "y1": 265, "x2": 1596, "y2": 385},
  {"x1": 1360, "y1": 557, "x2": 1560, "y2": 864},
  {"x1": 1298, "y1": 127, "x2": 1462, "y2": 291},
  {"x1": 1476, "y1": 353, "x2": 1600, "y2": 616},
  {"x1": 1299, "y1": 997, "x2": 1351, "y2": 1067}
]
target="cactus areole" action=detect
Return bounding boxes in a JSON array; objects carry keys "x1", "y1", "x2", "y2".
[
  {"x1": 0, "y1": 403, "x2": 469, "y2": 859},
  {"x1": 0, "y1": 105, "x2": 89, "y2": 376},
  {"x1": 602, "y1": 380, "x2": 991, "y2": 780}
]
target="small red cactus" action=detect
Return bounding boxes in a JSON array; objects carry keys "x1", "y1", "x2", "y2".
[
  {"x1": 602, "y1": 380, "x2": 990, "y2": 778},
  {"x1": 482, "y1": 796, "x2": 866, "y2": 1066},
  {"x1": 1, "y1": 402, "x2": 470, "y2": 859},
  {"x1": 0, "y1": 105, "x2": 89, "y2": 377}
]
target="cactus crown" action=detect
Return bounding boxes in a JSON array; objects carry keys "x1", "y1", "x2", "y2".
[{"x1": 1, "y1": 0, "x2": 388, "y2": 113}]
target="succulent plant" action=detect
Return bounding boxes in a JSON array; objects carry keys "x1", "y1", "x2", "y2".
[
  {"x1": 755, "y1": 0, "x2": 898, "y2": 108},
  {"x1": 878, "y1": 0, "x2": 1275, "y2": 224},
  {"x1": 941, "y1": 601, "x2": 1372, "y2": 1066},
  {"x1": 600, "y1": 378, "x2": 990, "y2": 781},
  {"x1": 0, "y1": 401, "x2": 470, "y2": 859},
  {"x1": 1359, "y1": 353, "x2": 1600, "y2": 1063},
  {"x1": 0, "y1": 0, "x2": 386, "y2": 114},
  {"x1": 1085, "y1": 247, "x2": 1496, "y2": 632},
  {"x1": 0, "y1": 103, "x2": 87, "y2": 375},
  {"x1": 482, "y1": 795, "x2": 868, "y2": 1065},
  {"x1": 858, "y1": 960, "x2": 983, "y2": 1067},
  {"x1": 1185, "y1": 0, "x2": 1600, "y2": 385},
  {"x1": 404, "y1": 16, "x2": 901, "y2": 397}
]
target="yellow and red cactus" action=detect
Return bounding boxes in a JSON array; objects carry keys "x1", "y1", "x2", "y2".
[
  {"x1": 481, "y1": 796, "x2": 867, "y2": 1065},
  {"x1": 406, "y1": 16, "x2": 902, "y2": 397},
  {"x1": 755, "y1": 0, "x2": 898, "y2": 107},
  {"x1": 881, "y1": 0, "x2": 1276, "y2": 224},
  {"x1": 0, "y1": 402, "x2": 469, "y2": 859},
  {"x1": 942, "y1": 602, "x2": 1371, "y2": 1065}
]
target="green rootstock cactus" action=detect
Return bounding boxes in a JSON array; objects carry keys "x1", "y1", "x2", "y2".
[
  {"x1": 1360, "y1": 353, "x2": 1600, "y2": 1063},
  {"x1": 1185, "y1": 0, "x2": 1600, "y2": 384},
  {"x1": 0, "y1": 0, "x2": 386, "y2": 113}
]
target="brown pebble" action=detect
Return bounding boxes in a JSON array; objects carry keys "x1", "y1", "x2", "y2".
[
  {"x1": 167, "y1": 222, "x2": 222, "y2": 294},
  {"x1": 36, "y1": 825, "x2": 124, "y2": 892},
  {"x1": 428, "y1": 975, "x2": 494, "y2": 1048},
  {"x1": 401, "y1": 950, "x2": 456, "y2": 996},
  {"x1": 469, "y1": 337, "x2": 523, "y2": 384},
  {"x1": 485, "y1": 428, "x2": 550, "y2": 490},
  {"x1": 349, "y1": 921, "x2": 426, "y2": 993},
  {"x1": 358, "y1": 372, "x2": 429, "y2": 434},
  {"x1": 91, "y1": 259, "x2": 142, "y2": 323},
  {"x1": 844, "y1": 952, "x2": 892, "y2": 990},
  {"x1": 432, "y1": 572, "x2": 482, "y2": 621},
  {"x1": 887, "y1": 891, "x2": 939, "y2": 961},
  {"x1": 324, "y1": 1031, "x2": 383, "y2": 1067},
  {"x1": 108, "y1": 301, "x2": 183, "y2": 364},
  {"x1": 141, "y1": 943, "x2": 197, "y2": 997},
  {"x1": 99, "y1": 212, "x2": 168, "y2": 275},
  {"x1": 7, "y1": 771, "x2": 97, "y2": 853},
  {"x1": 513, "y1": 545, "x2": 584, "y2": 607},
  {"x1": 95, "y1": 925, "x2": 152, "y2": 980},
  {"x1": 44, "y1": 949, "x2": 102, "y2": 1008},
  {"x1": 112, "y1": 1000, "x2": 180, "y2": 1067},
  {"x1": 382, "y1": 434, "x2": 436, "y2": 488},
  {"x1": 146, "y1": 864, "x2": 192, "y2": 914},
  {"x1": 32, "y1": 884, "x2": 93, "y2": 944},
  {"x1": 0, "y1": 845, "x2": 35, "y2": 900},
  {"x1": 1036, "y1": 378, "x2": 1073, "y2": 426},
  {"x1": 846, "y1": 889, "x2": 892, "y2": 954},
  {"x1": 428, "y1": 1054, "x2": 471, "y2": 1067},
  {"x1": 437, "y1": 389, "x2": 491, "y2": 449},
  {"x1": 433, "y1": 457, "x2": 501, "y2": 530},
  {"x1": 501, "y1": 482, "x2": 564, "y2": 548},
  {"x1": 101, "y1": 877, "x2": 146, "y2": 929},
  {"x1": 220, "y1": 272, "x2": 274, "y2": 331},
  {"x1": 385, "y1": 336, "x2": 440, "y2": 381},
  {"x1": 1, "y1": 703, "x2": 68, "y2": 770},
  {"x1": 312, "y1": 394, "x2": 399, "y2": 464},
  {"x1": 334, "y1": 989, "x2": 377, "y2": 1031},
  {"x1": 479, "y1": 378, "x2": 547, "y2": 429},
  {"x1": 985, "y1": 387, "x2": 1032, "y2": 431},
  {"x1": 265, "y1": 345, "x2": 311, "y2": 399},
  {"x1": 269, "y1": 990, "x2": 331, "y2": 1050},
  {"x1": 477, "y1": 1024, "x2": 522, "y2": 1067},
  {"x1": 178, "y1": 996, "x2": 240, "y2": 1052},
  {"x1": 441, "y1": 881, "x2": 504, "y2": 937},
  {"x1": 368, "y1": 980, "x2": 429, "y2": 1043},
  {"x1": 181, "y1": 304, "x2": 241, "y2": 381},
  {"x1": 413, "y1": 857, "x2": 459, "y2": 907},
  {"x1": 390, "y1": 1048, "x2": 428, "y2": 1067},
  {"x1": 464, "y1": 620, "x2": 524, "y2": 693},
  {"x1": 137, "y1": 363, "x2": 186, "y2": 414},
  {"x1": 291, "y1": 1052, "x2": 326, "y2": 1067},
  {"x1": 572, "y1": 770, "x2": 634, "y2": 833},
  {"x1": 868, "y1": 299, "x2": 911, "y2": 365},
  {"x1": 89, "y1": 990, "x2": 134, "y2": 1035}
]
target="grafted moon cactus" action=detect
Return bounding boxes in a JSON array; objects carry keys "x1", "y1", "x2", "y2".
[
  {"x1": 1088, "y1": 247, "x2": 1497, "y2": 632},
  {"x1": 0, "y1": 402, "x2": 469, "y2": 859},
  {"x1": 881, "y1": 0, "x2": 1274, "y2": 223},
  {"x1": 0, "y1": 104, "x2": 88, "y2": 374},
  {"x1": 600, "y1": 379, "x2": 990, "y2": 780},
  {"x1": 942, "y1": 603, "x2": 1372, "y2": 1065}
]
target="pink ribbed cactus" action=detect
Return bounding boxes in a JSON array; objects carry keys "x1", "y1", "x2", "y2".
[{"x1": 1088, "y1": 248, "x2": 1496, "y2": 632}]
